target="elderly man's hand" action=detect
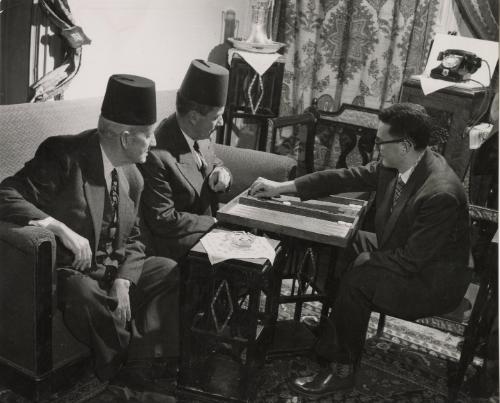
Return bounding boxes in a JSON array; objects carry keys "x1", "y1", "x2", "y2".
[
  {"x1": 208, "y1": 167, "x2": 231, "y2": 192},
  {"x1": 110, "y1": 278, "x2": 131, "y2": 326},
  {"x1": 31, "y1": 217, "x2": 93, "y2": 272}
]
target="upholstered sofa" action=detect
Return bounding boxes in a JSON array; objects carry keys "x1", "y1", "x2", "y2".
[{"x1": 0, "y1": 91, "x2": 297, "y2": 401}]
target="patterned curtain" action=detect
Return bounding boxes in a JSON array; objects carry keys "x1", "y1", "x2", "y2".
[
  {"x1": 455, "y1": 0, "x2": 498, "y2": 41},
  {"x1": 274, "y1": 0, "x2": 441, "y2": 165}
]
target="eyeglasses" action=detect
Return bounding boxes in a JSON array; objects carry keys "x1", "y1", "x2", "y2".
[{"x1": 374, "y1": 137, "x2": 408, "y2": 148}]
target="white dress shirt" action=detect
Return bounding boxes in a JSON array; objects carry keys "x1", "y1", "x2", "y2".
[
  {"x1": 398, "y1": 151, "x2": 424, "y2": 184},
  {"x1": 180, "y1": 130, "x2": 208, "y2": 170},
  {"x1": 100, "y1": 145, "x2": 117, "y2": 193}
]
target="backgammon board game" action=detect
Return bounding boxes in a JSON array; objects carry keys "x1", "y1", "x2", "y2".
[{"x1": 217, "y1": 190, "x2": 368, "y2": 247}]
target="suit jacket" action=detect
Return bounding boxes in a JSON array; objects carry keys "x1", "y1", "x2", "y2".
[
  {"x1": 138, "y1": 113, "x2": 230, "y2": 260},
  {"x1": 0, "y1": 130, "x2": 146, "y2": 285},
  {"x1": 295, "y1": 148, "x2": 470, "y2": 300}
]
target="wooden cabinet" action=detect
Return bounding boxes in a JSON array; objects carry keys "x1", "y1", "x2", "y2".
[{"x1": 400, "y1": 77, "x2": 489, "y2": 180}]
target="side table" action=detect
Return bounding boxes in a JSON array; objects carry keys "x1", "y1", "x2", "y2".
[{"x1": 177, "y1": 229, "x2": 282, "y2": 402}]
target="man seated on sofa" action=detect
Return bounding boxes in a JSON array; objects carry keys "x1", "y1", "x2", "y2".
[
  {"x1": 139, "y1": 59, "x2": 232, "y2": 261},
  {"x1": 249, "y1": 102, "x2": 470, "y2": 398},
  {"x1": 0, "y1": 75, "x2": 179, "y2": 395}
]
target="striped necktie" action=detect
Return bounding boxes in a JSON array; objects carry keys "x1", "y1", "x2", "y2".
[
  {"x1": 193, "y1": 140, "x2": 208, "y2": 177},
  {"x1": 391, "y1": 176, "x2": 405, "y2": 211}
]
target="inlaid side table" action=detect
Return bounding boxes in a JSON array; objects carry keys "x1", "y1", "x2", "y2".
[{"x1": 177, "y1": 229, "x2": 283, "y2": 402}]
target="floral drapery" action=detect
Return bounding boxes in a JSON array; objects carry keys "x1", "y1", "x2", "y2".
[{"x1": 275, "y1": 0, "x2": 441, "y2": 167}]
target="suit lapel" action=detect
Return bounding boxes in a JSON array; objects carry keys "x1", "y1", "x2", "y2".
[
  {"x1": 380, "y1": 148, "x2": 432, "y2": 246},
  {"x1": 170, "y1": 117, "x2": 206, "y2": 196},
  {"x1": 81, "y1": 132, "x2": 106, "y2": 251},
  {"x1": 375, "y1": 169, "x2": 397, "y2": 241}
]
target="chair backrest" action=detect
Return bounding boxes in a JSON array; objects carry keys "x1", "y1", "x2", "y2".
[
  {"x1": 270, "y1": 100, "x2": 454, "y2": 176},
  {"x1": 308, "y1": 101, "x2": 379, "y2": 173}
]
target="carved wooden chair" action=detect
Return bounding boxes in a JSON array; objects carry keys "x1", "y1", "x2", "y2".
[{"x1": 267, "y1": 102, "x2": 379, "y2": 353}]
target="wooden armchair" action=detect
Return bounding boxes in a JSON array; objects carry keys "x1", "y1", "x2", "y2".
[{"x1": 270, "y1": 100, "x2": 379, "y2": 175}]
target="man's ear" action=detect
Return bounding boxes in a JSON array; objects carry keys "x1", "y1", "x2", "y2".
[
  {"x1": 187, "y1": 110, "x2": 199, "y2": 126},
  {"x1": 403, "y1": 139, "x2": 413, "y2": 153},
  {"x1": 120, "y1": 131, "x2": 131, "y2": 149}
]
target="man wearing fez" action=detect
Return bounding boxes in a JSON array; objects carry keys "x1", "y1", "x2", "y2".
[
  {"x1": 0, "y1": 75, "x2": 179, "y2": 388},
  {"x1": 139, "y1": 59, "x2": 232, "y2": 261},
  {"x1": 249, "y1": 103, "x2": 470, "y2": 397}
]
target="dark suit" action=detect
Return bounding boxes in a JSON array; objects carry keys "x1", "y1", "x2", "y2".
[
  {"x1": 294, "y1": 148, "x2": 470, "y2": 365},
  {"x1": 139, "y1": 114, "x2": 230, "y2": 260},
  {"x1": 0, "y1": 130, "x2": 179, "y2": 380}
]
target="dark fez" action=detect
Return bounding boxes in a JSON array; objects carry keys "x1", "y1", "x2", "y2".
[
  {"x1": 179, "y1": 59, "x2": 229, "y2": 107},
  {"x1": 101, "y1": 74, "x2": 157, "y2": 125}
]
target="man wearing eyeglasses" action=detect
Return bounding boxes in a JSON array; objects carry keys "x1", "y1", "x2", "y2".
[{"x1": 249, "y1": 102, "x2": 470, "y2": 397}]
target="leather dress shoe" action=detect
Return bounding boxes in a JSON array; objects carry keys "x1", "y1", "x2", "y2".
[{"x1": 290, "y1": 363, "x2": 355, "y2": 397}]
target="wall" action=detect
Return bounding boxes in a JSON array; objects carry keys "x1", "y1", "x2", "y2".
[{"x1": 64, "y1": 0, "x2": 250, "y2": 100}]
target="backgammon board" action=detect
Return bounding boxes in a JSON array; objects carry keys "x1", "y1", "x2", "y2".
[{"x1": 217, "y1": 190, "x2": 368, "y2": 247}]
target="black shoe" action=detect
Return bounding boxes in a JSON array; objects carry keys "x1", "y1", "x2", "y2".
[{"x1": 290, "y1": 363, "x2": 355, "y2": 397}]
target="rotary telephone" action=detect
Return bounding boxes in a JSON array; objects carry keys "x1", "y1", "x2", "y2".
[{"x1": 430, "y1": 49, "x2": 482, "y2": 82}]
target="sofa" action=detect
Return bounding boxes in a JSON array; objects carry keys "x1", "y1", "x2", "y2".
[{"x1": 0, "y1": 91, "x2": 297, "y2": 401}]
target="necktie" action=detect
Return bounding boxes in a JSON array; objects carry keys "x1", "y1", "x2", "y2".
[
  {"x1": 391, "y1": 176, "x2": 405, "y2": 211},
  {"x1": 103, "y1": 169, "x2": 119, "y2": 284},
  {"x1": 108, "y1": 168, "x2": 119, "y2": 241},
  {"x1": 193, "y1": 140, "x2": 208, "y2": 177}
]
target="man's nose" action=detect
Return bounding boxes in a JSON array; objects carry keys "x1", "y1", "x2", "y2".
[
  {"x1": 216, "y1": 116, "x2": 224, "y2": 127},
  {"x1": 150, "y1": 135, "x2": 157, "y2": 147}
]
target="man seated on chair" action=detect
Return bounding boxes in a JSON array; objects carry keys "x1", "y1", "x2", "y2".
[
  {"x1": 249, "y1": 102, "x2": 470, "y2": 397},
  {"x1": 139, "y1": 59, "x2": 232, "y2": 261},
  {"x1": 0, "y1": 75, "x2": 179, "y2": 397}
]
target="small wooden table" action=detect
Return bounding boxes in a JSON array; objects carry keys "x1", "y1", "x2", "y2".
[
  {"x1": 177, "y1": 229, "x2": 282, "y2": 402},
  {"x1": 217, "y1": 190, "x2": 368, "y2": 355}
]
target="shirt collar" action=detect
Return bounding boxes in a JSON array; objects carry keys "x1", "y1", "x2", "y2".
[
  {"x1": 399, "y1": 151, "x2": 424, "y2": 184},
  {"x1": 100, "y1": 144, "x2": 116, "y2": 190},
  {"x1": 181, "y1": 129, "x2": 195, "y2": 150}
]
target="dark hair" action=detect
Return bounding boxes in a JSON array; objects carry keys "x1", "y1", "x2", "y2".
[
  {"x1": 378, "y1": 103, "x2": 431, "y2": 150},
  {"x1": 176, "y1": 91, "x2": 215, "y2": 116}
]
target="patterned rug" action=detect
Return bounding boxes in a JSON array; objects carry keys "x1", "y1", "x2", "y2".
[{"x1": 0, "y1": 283, "x2": 496, "y2": 402}]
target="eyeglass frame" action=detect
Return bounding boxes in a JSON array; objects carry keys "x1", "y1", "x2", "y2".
[{"x1": 374, "y1": 136, "x2": 409, "y2": 148}]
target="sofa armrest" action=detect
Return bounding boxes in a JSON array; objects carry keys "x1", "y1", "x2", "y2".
[
  {"x1": 0, "y1": 221, "x2": 57, "y2": 373},
  {"x1": 214, "y1": 144, "x2": 297, "y2": 203}
]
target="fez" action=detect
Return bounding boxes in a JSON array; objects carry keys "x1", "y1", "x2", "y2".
[
  {"x1": 179, "y1": 60, "x2": 229, "y2": 107},
  {"x1": 101, "y1": 74, "x2": 157, "y2": 125}
]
